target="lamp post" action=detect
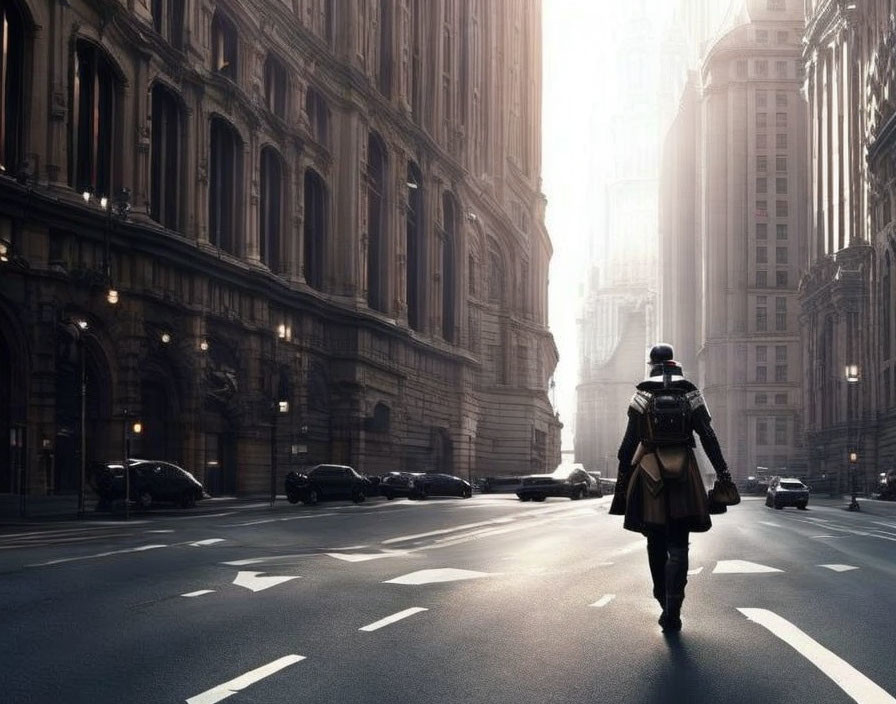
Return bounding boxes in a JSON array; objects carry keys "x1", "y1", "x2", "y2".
[
  {"x1": 271, "y1": 323, "x2": 291, "y2": 508},
  {"x1": 122, "y1": 411, "x2": 142, "y2": 520},
  {"x1": 845, "y1": 364, "x2": 860, "y2": 512}
]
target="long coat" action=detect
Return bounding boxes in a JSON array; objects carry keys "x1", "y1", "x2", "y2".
[{"x1": 612, "y1": 443, "x2": 711, "y2": 534}]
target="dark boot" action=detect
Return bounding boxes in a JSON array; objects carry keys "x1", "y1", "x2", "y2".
[
  {"x1": 663, "y1": 544, "x2": 689, "y2": 632},
  {"x1": 663, "y1": 596, "x2": 683, "y2": 632}
]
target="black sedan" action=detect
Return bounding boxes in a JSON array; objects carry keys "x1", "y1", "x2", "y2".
[
  {"x1": 92, "y1": 459, "x2": 205, "y2": 509},
  {"x1": 516, "y1": 467, "x2": 591, "y2": 502},
  {"x1": 380, "y1": 472, "x2": 425, "y2": 500},
  {"x1": 406, "y1": 473, "x2": 472, "y2": 500},
  {"x1": 285, "y1": 464, "x2": 371, "y2": 505}
]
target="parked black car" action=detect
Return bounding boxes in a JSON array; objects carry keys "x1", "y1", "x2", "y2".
[
  {"x1": 765, "y1": 477, "x2": 810, "y2": 509},
  {"x1": 91, "y1": 459, "x2": 205, "y2": 509},
  {"x1": 285, "y1": 464, "x2": 371, "y2": 505},
  {"x1": 516, "y1": 466, "x2": 591, "y2": 501},
  {"x1": 480, "y1": 476, "x2": 523, "y2": 493},
  {"x1": 408, "y1": 473, "x2": 472, "y2": 500},
  {"x1": 380, "y1": 472, "x2": 425, "y2": 500},
  {"x1": 586, "y1": 471, "x2": 604, "y2": 497}
]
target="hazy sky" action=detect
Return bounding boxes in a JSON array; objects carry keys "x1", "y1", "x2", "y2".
[{"x1": 542, "y1": 0, "x2": 675, "y2": 450}]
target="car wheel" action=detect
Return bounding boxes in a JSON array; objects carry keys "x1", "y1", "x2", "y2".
[
  {"x1": 774, "y1": 502, "x2": 783, "y2": 509},
  {"x1": 417, "y1": 488, "x2": 427, "y2": 500},
  {"x1": 179, "y1": 491, "x2": 196, "y2": 509},
  {"x1": 570, "y1": 489, "x2": 580, "y2": 501},
  {"x1": 137, "y1": 491, "x2": 153, "y2": 509},
  {"x1": 383, "y1": 490, "x2": 394, "y2": 500},
  {"x1": 533, "y1": 495, "x2": 546, "y2": 502},
  {"x1": 352, "y1": 489, "x2": 366, "y2": 504},
  {"x1": 463, "y1": 488, "x2": 472, "y2": 499},
  {"x1": 797, "y1": 502, "x2": 808, "y2": 510},
  {"x1": 303, "y1": 489, "x2": 319, "y2": 506},
  {"x1": 286, "y1": 492, "x2": 300, "y2": 504},
  {"x1": 765, "y1": 496, "x2": 773, "y2": 507}
]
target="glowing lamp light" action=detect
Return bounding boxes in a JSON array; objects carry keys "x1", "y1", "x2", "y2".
[
  {"x1": 131, "y1": 422, "x2": 143, "y2": 435},
  {"x1": 82, "y1": 190, "x2": 91, "y2": 203},
  {"x1": 76, "y1": 320, "x2": 89, "y2": 331},
  {"x1": 849, "y1": 451, "x2": 859, "y2": 464},
  {"x1": 199, "y1": 339, "x2": 209, "y2": 352},
  {"x1": 100, "y1": 196, "x2": 109, "y2": 210},
  {"x1": 106, "y1": 288, "x2": 119, "y2": 305},
  {"x1": 406, "y1": 181, "x2": 419, "y2": 190},
  {"x1": 0, "y1": 241, "x2": 8, "y2": 262},
  {"x1": 845, "y1": 364, "x2": 860, "y2": 382},
  {"x1": 277, "y1": 323, "x2": 287, "y2": 339},
  {"x1": 278, "y1": 400, "x2": 290, "y2": 414},
  {"x1": 160, "y1": 332, "x2": 171, "y2": 344}
]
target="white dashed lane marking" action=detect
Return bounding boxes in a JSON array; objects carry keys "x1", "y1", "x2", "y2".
[
  {"x1": 190, "y1": 539, "x2": 225, "y2": 547},
  {"x1": 181, "y1": 590, "x2": 215, "y2": 598},
  {"x1": 232, "y1": 571, "x2": 301, "y2": 592},
  {"x1": 589, "y1": 594, "x2": 615, "y2": 608},
  {"x1": 384, "y1": 568, "x2": 496, "y2": 585},
  {"x1": 28, "y1": 544, "x2": 167, "y2": 567},
  {"x1": 687, "y1": 566, "x2": 704, "y2": 575},
  {"x1": 713, "y1": 560, "x2": 783, "y2": 574},
  {"x1": 739, "y1": 609, "x2": 896, "y2": 704},
  {"x1": 325, "y1": 550, "x2": 410, "y2": 562},
  {"x1": 186, "y1": 654, "x2": 305, "y2": 704},
  {"x1": 819, "y1": 564, "x2": 859, "y2": 572},
  {"x1": 359, "y1": 607, "x2": 428, "y2": 632}
]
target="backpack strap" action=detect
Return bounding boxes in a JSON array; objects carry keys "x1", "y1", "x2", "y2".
[
  {"x1": 630, "y1": 390, "x2": 652, "y2": 414},
  {"x1": 686, "y1": 390, "x2": 708, "y2": 414}
]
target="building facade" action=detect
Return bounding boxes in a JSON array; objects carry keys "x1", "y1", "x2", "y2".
[
  {"x1": 660, "y1": 0, "x2": 808, "y2": 482},
  {"x1": 801, "y1": 0, "x2": 896, "y2": 494},
  {"x1": 0, "y1": 0, "x2": 560, "y2": 514}
]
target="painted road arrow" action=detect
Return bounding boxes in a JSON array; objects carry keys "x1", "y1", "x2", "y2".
[{"x1": 232, "y1": 571, "x2": 301, "y2": 593}]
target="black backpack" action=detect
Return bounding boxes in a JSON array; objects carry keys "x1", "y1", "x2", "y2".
[{"x1": 645, "y1": 389, "x2": 693, "y2": 446}]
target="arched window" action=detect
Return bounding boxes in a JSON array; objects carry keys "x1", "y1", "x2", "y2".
[
  {"x1": 151, "y1": 0, "x2": 184, "y2": 48},
  {"x1": 442, "y1": 193, "x2": 457, "y2": 342},
  {"x1": 211, "y1": 11, "x2": 238, "y2": 80},
  {"x1": 150, "y1": 84, "x2": 181, "y2": 230},
  {"x1": 264, "y1": 53, "x2": 287, "y2": 119},
  {"x1": 303, "y1": 169, "x2": 326, "y2": 290},
  {"x1": 0, "y1": 0, "x2": 25, "y2": 173},
  {"x1": 488, "y1": 248, "x2": 504, "y2": 304},
  {"x1": 259, "y1": 147, "x2": 283, "y2": 272},
  {"x1": 406, "y1": 163, "x2": 423, "y2": 330},
  {"x1": 71, "y1": 40, "x2": 119, "y2": 197},
  {"x1": 367, "y1": 134, "x2": 387, "y2": 312},
  {"x1": 305, "y1": 86, "x2": 328, "y2": 146},
  {"x1": 208, "y1": 117, "x2": 242, "y2": 256}
]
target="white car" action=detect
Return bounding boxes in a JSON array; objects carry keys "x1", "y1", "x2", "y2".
[{"x1": 765, "y1": 477, "x2": 809, "y2": 510}]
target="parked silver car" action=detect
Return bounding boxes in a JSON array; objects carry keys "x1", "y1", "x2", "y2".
[{"x1": 766, "y1": 477, "x2": 809, "y2": 509}]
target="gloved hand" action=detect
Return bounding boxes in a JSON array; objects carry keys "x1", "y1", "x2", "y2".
[{"x1": 716, "y1": 469, "x2": 732, "y2": 484}]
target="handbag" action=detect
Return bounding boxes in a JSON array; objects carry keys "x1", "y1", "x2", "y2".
[{"x1": 708, "y1": 476, "x2": 740, "y2": 509}]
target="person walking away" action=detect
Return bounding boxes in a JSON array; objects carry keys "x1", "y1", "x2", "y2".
[{"x1": 609, "y1": 344, "x2": 731, "y2": 632}]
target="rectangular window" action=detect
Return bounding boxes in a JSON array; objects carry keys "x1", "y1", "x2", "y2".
[
  {"x1": 776, "y1": 246, "x2": 788, "y2": 264},
  {"x1": 756, "y1": 30, "x2": 769, "y2": 44},
  {"x1": 776, "y1": 200, "x2": 788, "y2": 217},
  {"x1": 757, "y1": 223, "x2": 768, "y2": 239},
  {"x1": 775, "y1": 393, "x2": 787, "y2": 405},
  {"x1": 776, "y1": 31, "x2": 789, "y2": 44},
  {"x1": 756, "y1": 112, "x2": 767, "y2": 129},
  {"x1": 757, "y1": 200, "x2": 768, "y2": 216},
  {"x1": 776, "y1": 345, "x2": 787, "y2": 362},
  {"x1": 776, "y1": 155, "x2": 787, "y2": 171},
  {"x1": 767, "y1": 0, "x2": 785, "y2": 10},
  {"x1": 757, "y1": 306, "x2": 768, "y2": 331},
  {"x1": 775, "y1": 61, "x2": 788, "y2": 79},
  {"x1": 757, "y1": 346, "x2": 768, "y2": 362},
  {"x1": 776, "y1": 177, "x2": 787, "y2": 194},
  {"x1": 757, "y1": 155, "x2": 768, "y2": 172},
  {"x1": 775, "y1": 365, "x2": 787, "y2": 383},
  {"x1": 885, "y1": 369, "x2": 892, "y2": 408},
  {"x1": 756, "y1": 393, "x2": 768, "y2": 405},
  {"x1": 757, "y1": 419, "x2": 769, "y2": 445},
  {"x1": 776, "y1": 270, "x2": 788, "y2": 288},
  {"x1": 757, "y1": 134, "x2": 768, "y2": 149},
  {"x1": 736, "y1": 60, "x2": 747, "y2": 78},
  {"x1": 756, "y1": 366, "x2": 767, "y2": 383},
  {"x1": 774, "y1": 417, "x2": 786, "y2": 445},
  {"x1": 776, "y1": 224, "x2": 788, "y2": 240},
  {"x1": 757, "y1": 246, "x2": 768, "y2": 264},
  {"x1": 756, "y1": 270, "x2": 768, "y2": 288},
  {"x1": 756, "y1": 90, "x2": 768, "y2": 108},
  {"x1": 776, "y1": 112, "x2": 787, "y2": 127},
  {"x1": 776, "y1": 133, "x2": 787, "y2": 149},
  {"x1": 776, "y1": 92, "x2": 788, "y2": 108},
  {"x1": 756, "y1": 60, "x2": 768, "y2": 77},
  {"x1": 757, "y1": 177, "x2": 767, "y2": 194}
]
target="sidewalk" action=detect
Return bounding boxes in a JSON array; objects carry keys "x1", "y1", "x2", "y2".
[{"x1": 807, "y1": 495, "x2": 896, "y2": 517}]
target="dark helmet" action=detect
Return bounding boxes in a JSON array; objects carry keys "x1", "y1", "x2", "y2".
[{"x1": 648, "y1": 344, "x2": 675, "y2": 365}]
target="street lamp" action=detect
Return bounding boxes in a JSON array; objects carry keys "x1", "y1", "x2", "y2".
[
  {"x1": 270, "y1": 323, "x2": 291, "y2": 508},
  {"x1": 845, "y1": 364, "x2": 861, "y2": 512},
  {"x1": 122, "y1": 413, "x2": 142, "y2": 521}
]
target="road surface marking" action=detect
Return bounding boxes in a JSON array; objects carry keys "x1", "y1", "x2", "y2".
[
  {"x1": 738, "y1": 609, "x2": 896, "y2": 704},
  {"x1": 811, "y1": 535, "x2": 841, "y2": 539},
  {"x1": 759, "y1": 521, "x2": 782, "y2": 527},
  {"x1": 713, "y1": 560, "x2": 783, "y2": 574},
  {"x1": 186, "y1": 654, "x2": 305, "y2": 704},
  {"x1": 819, "y1": 564, "x2": 859, "y2": 572},
  {"x1": 590, "y1": 594, "x2": 615, "y2": 607},
  {"x1": 232, "y1": 571, "x2": 301, "y2": 592},
  {"x1": 170, "y1": 512, "x2": 235, "y2": 520},
  {"x1": 872, "y1": 521, "x2": 896, "y2": 530},
  {"x1": 181, "y1": 590, "x2": 215, "y2": 598},
  {"x1": 190, "y1": 539, "x2": 226, "y2": 547},
  {"x1": 687, "y1": 566, "x2": 704, "y2": 575},
  {"x1": 325, "y1": 550, "x2": 410, "y2": 562},
  {"x1": 384, "y1": 568, "x2": 496, "y2": 585},
  {"x1": 28, "y1": 544, "x2": 167, "y2": 567},
  {"x1": 146, "y1": 529, "x2": 175, "y2": 533},
  {"x1": 222, "y1": 513, "x2": 336, "y2": 527},
  {"x1": 359, "y1": 607, "x2": 428, "y2": 632},
  {"x1": 382, "y1": 517, "x2": 517, "y2": 544}
]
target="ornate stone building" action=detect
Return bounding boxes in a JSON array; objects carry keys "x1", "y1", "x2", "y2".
[
  {"x1": 0, "y1": 0, "x2": 559, "y2": 513},
  {"x1": 801, "y1": 0, "x2": 896, "y2": 494},
  {"x1": 659, "y1": 0, "x2": 808, "y2": 482}
]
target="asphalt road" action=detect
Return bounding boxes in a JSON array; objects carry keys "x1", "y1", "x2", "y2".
[{"x1": 1, "y1": 493, "x2": 895, "y2": 704}]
